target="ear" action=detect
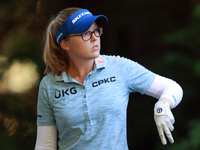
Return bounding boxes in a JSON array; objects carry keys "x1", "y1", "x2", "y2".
[{"x1": 60, "y1": 40, "x2": 70, "y2": 50}]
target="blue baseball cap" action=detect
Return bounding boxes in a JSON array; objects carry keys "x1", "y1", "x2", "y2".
[{"x1": 56, "y1": 9, "x2": 108, "y2": 45}]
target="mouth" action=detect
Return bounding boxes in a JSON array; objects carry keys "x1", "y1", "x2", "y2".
[{"x1": 92, "y1": 45, "x2": 99, "y2": 50}]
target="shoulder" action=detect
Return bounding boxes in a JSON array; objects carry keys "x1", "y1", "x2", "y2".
[
  {"x1": 39, "y1": 72, "x2": 57, "y2": 88},
  {"x1": 101, "y1": 54, "x2": 126, "y2": 60},
  {"x1": 101, "y1": 55, "x2": 136, "y2": 64},
  {"x1": 100, "y1": 55, "x2": 139, "y2": 70}
]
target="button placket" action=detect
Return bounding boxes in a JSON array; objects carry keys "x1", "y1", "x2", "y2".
[
  {"x1": 82, "y1": 86, "x2": 91, "y2": 122},
  {"x1": 83, "y1": 76, "x2": 93, "y2": 129}
]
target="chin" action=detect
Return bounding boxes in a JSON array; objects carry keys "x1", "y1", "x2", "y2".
[{"x1": 93, "y1": 51, "x2": 100, "y2": 58}]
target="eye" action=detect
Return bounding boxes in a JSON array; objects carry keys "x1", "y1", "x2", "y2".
[
  {"x1": 82, "y1": 31, "x2": 89, "y2": 36},
  {"x1": 94, "y1": 28, "x2": 102, "y2": 36},
  {"x1": 94, "y1": 28, "x2": 99, "y2": 33}
]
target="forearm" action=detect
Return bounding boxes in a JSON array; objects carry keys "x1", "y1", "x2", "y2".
[
  {"x1": 35, "y1": 125, "x2": 57, "y2": 150},
  {"x1": 147, "y1": 74, "x2": 183, "y2": 145},
  {"x1": 145, "y1": 74, "x2": 183, "y2": 108}
]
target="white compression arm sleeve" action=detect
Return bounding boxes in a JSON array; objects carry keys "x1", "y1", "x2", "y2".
[
  {"x1": 35, "y1": 125, "x2": 57, "y2": 150},
  {"x1": 145, "y1": 74, "x2": 183, "y2": 108}
]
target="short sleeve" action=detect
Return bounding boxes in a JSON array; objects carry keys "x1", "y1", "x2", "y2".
[
  {"x1": 37, "y1": 79, "x2": 56, "y2": 126},
  {"x1": 117, "y1": 56, "x2": 156, "y2": 94}
]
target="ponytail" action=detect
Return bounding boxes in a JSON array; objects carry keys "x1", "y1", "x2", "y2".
[{"x1": 43, "y1": 7, "x2": 82, "y2": 74}]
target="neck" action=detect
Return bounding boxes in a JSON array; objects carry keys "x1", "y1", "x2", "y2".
[{"x1": 67, "y1": 58, "x2": 95, "y2": 84}]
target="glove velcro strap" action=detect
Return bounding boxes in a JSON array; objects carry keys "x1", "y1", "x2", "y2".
[
  {"x1": 154, "y1": 101, "x2": 170, "y2": 116},
  {"x1": 154, "y1": 101, "x2": 175, "y2": 123}
]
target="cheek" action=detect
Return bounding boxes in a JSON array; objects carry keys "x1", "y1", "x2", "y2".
[
  {"x1": 68, "y1": 42, "x2": 90, "y2": 56},
  {"x1": 73, "y1": 43, "x2": 89, "y2": 52},
  {"x1": 68, "y1": 40, "x2": 84, "y2": 50}
]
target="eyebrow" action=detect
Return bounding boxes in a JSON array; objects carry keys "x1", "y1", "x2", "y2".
[{"x1": 84, "y1": 27, "x2": 98, "y2": 33}]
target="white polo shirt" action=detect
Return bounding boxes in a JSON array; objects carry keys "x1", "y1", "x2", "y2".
[{"x1": 37, "y1": 55, "x2": 156, "y2": 150}]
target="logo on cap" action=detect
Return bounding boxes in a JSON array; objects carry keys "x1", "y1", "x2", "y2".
[
  {"x1": 72, "y1": 12, "x2": 92, "y2": 24},
  {"x1": 57, "y1": 33, "x2": 63, "y2": 44}
]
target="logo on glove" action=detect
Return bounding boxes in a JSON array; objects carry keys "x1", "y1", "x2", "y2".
[{"x1": 157, "y1": 107, "x2": 163, "y2": 113}]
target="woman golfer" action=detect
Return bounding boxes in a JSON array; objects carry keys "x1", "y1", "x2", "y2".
[{"x1": 35, "y1": 7, "x2": 183, "y2": 150}]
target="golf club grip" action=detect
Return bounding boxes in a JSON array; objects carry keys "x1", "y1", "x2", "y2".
[{"x1": 163, "y1": 143, "x2": 169, "y2": 150}]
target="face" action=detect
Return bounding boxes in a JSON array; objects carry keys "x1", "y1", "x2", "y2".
[{"x1": 61, "y1": 23, "x2": 101, "y2": 62}]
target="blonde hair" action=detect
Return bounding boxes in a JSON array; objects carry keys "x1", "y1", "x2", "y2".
[{"x1": 43, "y1": 7, "x2": 82, "y2": 74}]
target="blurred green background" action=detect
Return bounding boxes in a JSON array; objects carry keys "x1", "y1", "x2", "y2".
[{"x1": 0, "y1": 0, "x2": 200, "y2": 149}]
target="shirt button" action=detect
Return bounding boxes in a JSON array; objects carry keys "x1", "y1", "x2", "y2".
[
  {"x1": 84, "y1": 95, "x2": 86, "y2": 98},
  {"x1": 83, "y1": 87, "x2": 85, "y2": 90}
]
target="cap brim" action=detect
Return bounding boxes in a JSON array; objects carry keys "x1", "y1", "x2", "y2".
[{"x1": 70, "y1": 15, "x2": 108, "y2": 34}]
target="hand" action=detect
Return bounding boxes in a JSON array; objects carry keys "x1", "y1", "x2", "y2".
[{"x1": 154, "y1": 101, "x2": 175, "y2": 145}]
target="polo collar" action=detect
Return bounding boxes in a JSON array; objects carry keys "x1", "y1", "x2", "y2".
[
  {"x1": 94, "y1": 55, "x2": 106, "y2": 70},
  {"x1": 55, "y1": 55, "x2": 106, "y2": 82}
]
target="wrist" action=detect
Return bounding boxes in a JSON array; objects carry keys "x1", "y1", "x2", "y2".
[{"x1": 158, "y1": 98, "x2": 173, "y2": 109}]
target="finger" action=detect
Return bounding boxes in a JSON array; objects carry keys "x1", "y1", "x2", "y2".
[
  {"x1": 165, "y1": 115, "x2": 175, "y2": 125},
  {"x1": 163, "y1": 125, "x2": 174, "y2": 144},
  {"x1": 167, "y1": 121, "x2": 174, "y2": 131},
  {"x1": 166, "y1": 109, "x2": 175, "y2": 124},
  {"x1": 170, "y1": 118, "x2": 175, "y2": 124},
  {"x1": 157, "y1": 126, "x2": 167, "y2": 145}
]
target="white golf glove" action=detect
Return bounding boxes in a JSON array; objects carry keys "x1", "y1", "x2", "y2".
[{"x1": 154, "y1": 101, "x2": 175, "y2": 145}]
